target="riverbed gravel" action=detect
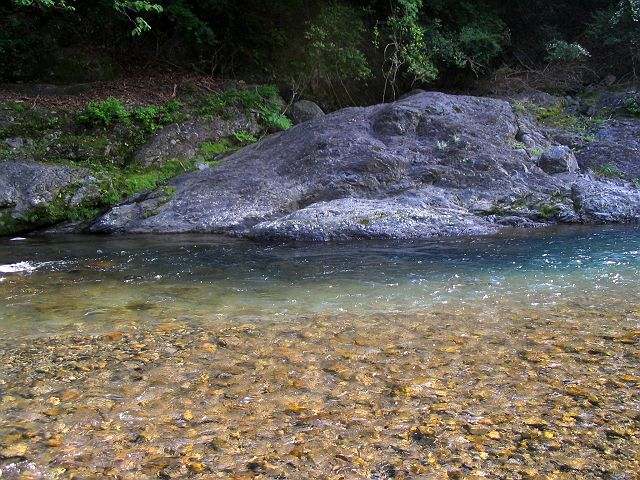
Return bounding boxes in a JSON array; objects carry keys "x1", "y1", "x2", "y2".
[{"x1": 0, "y1": 302, "x2": 638, "y2": 479}]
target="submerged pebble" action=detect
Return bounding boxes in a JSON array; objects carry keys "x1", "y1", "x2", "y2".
[{"x1": 0, "y1": 303, "x2": 638, "y2": 479}]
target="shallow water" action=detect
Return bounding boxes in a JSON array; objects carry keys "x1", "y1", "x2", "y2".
[
  {"x1": 1, "y1": 226, "x2": 639, "y2": 336},
  {"x1": 0, "y1": 227, "x2": 638, "y2": 478}
]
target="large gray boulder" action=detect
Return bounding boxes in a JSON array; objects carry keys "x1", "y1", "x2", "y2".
[
  {"x1": 572, "y1": 178, "x2": 640, "y2": 223},
  {"x1": 0, "y1": 159, "x2": 97, "y2": 233},
  {"x1": 90, "y1": 91, "x2": 640, "y2": 240}
]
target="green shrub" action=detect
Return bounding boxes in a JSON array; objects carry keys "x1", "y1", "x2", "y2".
[
  {"x1": 588, "y1": 1, "x2": 640, "y2": 80},
  {"x1": 232, "y1": 130, "x2": 257, "y2": 144},
  {"x1": 625, "y1": 97, "x2": 640, "y2": 117},
  {"x1": 78, "y1": 98, "x2": 183, "y2": 133},
  {"x1": 261, "y1": 110, "x2": 292, "y2": 131},
  {"x1": 303, "y1": 2, "x2": 372, "y2": 88},
  {"x1": 545, "y1": 40, "x2": 590, "y2": 63},
  {"x1": 538, "y1": 203, "x2": 560, "y2": 220},
  {"x1": 78, "y1": 98, "x2": 129, "y2": 128},
  {"x1": 131, "y1": 105, "x2": 161, "y2": 132}
]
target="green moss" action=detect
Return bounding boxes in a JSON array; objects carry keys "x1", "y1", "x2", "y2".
[
  {"x1": 538, "y1": 203, "x2": 560, "y2": 220},
  {"x1": 0, "y1": 104, "x2": 66, "y2": 139},
  {"x1": 199, "y1": 139, "x2": 233, "y2": 157},
  {"x1": 534, "y1": 103, "x2": 606, "y2": 134},
  {"x1": 535, "y1": 104, "x2": 577, "y2": 129},
  {"x1": 577, "y1": 91, "x2": 599, "y2": 107},
  {"x1": 3, "y1": 182, "x2": 102, "y2": 235},
  {"x1": 0, "y1": 159, "x2": 194, "y2": 236},
  {"x1": 595, "y1": 163, "x2": 625, "y2": 179},
  {"x1": 96, "y1": 159, "x2": 193, "y2": 206},
  {"x1": 197, "y1": 130, "x2": 259, "y2": 163},
  {"x1": 512, "y1": 101, "x2": 527, "y2": 115},
  {"x1": 142, "y1": 186, "x2": 177, "y2": 218},
  {"x1": 21, "y1": 195, "x2": 101, "y2": 227},
  {"x1": 0, "y1": 211, "x2": 24, "y2": 236},
  {"x1": 529, "y1": 147, "x2": 543, "y2": 157},
  {"x1": 198, "y1": 85, "x2": 291, "y2": 131},
  {"x1": 233, "y1": 130, "x2": 257, "y2": 144}
]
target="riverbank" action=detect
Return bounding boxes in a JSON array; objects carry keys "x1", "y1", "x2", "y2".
[
  {"x1": 2, "y1": 83, "x2": 640, "y2": 240},
  {"x1": 0, "y1": 79, "x2": 293, "y2": 237}
]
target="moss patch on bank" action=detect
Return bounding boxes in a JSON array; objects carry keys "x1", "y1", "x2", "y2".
[{"x1": 0, "y1": 84, "x2": 290, "y2": 235}]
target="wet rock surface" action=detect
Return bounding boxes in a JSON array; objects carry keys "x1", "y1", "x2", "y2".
[
  {"x1": 0, "y1": 304, "x2": 638, "y2": 479},
  {"x1": 91, "y1": 92, "x2": 640, "y2": 240}
]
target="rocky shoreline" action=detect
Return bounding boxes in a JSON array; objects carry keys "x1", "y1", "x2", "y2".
[{"x1": 2, "y1": 88, "x2": 640, "y2": 241}]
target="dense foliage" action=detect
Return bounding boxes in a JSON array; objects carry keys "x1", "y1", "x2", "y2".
[{"x1": 2, "y1": 0, "x2": 640, "y2": 104}]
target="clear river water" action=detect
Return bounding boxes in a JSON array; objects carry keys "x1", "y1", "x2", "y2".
[{"x1": 0, "y1": 227, "x2": 638, "y2": 479}]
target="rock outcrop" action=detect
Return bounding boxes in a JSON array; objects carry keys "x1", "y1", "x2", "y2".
[
  {"x1": 90, "y1": 91, "x2": 640, "y2": 241},
  {"x1": 135, "y1": 111, "x2": 259, "y2": 167},
  {"x1": 288, "y1": 100, "x2": 325, "y2": 125},
  {"x1": 0, "y1": 158, "x2": 97, "y2": 233},
  {"x1": 537, "y1": 146, "x2": 579, "y2": 174},
  {"x1": 576, "y1": 120, "x2": 640, "y2": 178}
]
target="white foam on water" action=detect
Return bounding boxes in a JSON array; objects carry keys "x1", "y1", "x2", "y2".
[
  {"x1": 10, "y1": 237, "x2": 27, "y2": 241},
  {"x1": 0, "y1": 261, "x2": 63, "y2": 274},
  {"x1": 0, "y1": 261, "x2": 39, "y2": 273}
]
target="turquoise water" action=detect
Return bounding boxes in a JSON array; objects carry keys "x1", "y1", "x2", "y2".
[{"x1": 1, "y1": 226, "x2": 639, "y2": 336}]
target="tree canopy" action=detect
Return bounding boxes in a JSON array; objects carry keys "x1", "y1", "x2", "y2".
[{"x1": 3, "y1": 0, "x2": 639, "y2": 104}]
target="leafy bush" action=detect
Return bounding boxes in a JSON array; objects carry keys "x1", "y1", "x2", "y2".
[
  {"x1": 546, "y1": 40, "x2": 591, "y2": 63},
  {"x1": 303, "y1": 3, "x2": 371, "y2": 88},
  {"x1": 588, "y1": 0, "x2": 640, "y2": 78},
  {"x1": 132, "y1": 100, "x2": 183, "y2": 133},
  {"x1": 538, "y1": 203, "x2": 560, "y2": 220},
  {"x1": 232, "y1": 130, "x2": 257, "y2": 144},
  {"x1": 8, "y1": 0, "x2": 640, "y2": 101},
  {"x1": 78, "y1": 98, "x2": 183, "y2": 132},
  {"x1": 78, "y1": 98, "x2": 129, "y2": 128},
  {"x1": 625, "y1": 97, "x2": 640, "y2": 116}
]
